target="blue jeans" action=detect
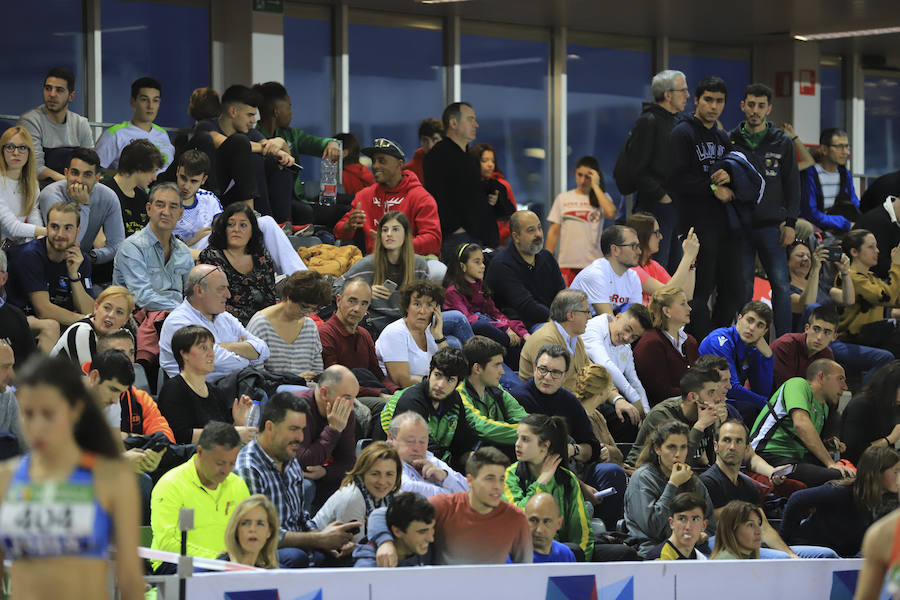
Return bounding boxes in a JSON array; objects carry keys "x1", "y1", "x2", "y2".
[
  {"x1": 584, "y1": 462, "x2": 627, "y2": 532},
  {"x1": 759, "y1": 545, "x2": 840, "y2": 559},
  {"x1": 743, "y1": 225, "x2": 792, "y2": 337},
  {"x1": 442, "y1": 310, "x2": 475, "y2": 349},
  {"x1": 277, "y1": 547, "x2": 312, "y2": 568},
  {"x1": 830, "y1": 339, "x2": 894, "y2": 383}
]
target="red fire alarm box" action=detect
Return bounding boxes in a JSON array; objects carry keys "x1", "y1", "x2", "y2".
[{"x1": 799, "y1": 69, "x2": 816, "y2": 95}]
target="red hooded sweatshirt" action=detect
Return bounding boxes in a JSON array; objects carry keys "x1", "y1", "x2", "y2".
[
  {"x1": 334, "y1": 170, "x2": 442, "y2": 256},
  {"x1": 342, "y1": 162, "x2": 375, "y2": 197}
]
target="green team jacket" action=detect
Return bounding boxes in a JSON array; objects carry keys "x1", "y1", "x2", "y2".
[
  {"x1": 503, "y1": 462, "x2": 594, "y2": 558},
  {"x1": 456, "y1": 380, "x2": 528, "y2": 448},
  {"x1": 379, "y1": 381, "x2": 463, "y2": 462}
]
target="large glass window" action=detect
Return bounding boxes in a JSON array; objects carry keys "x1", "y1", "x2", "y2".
[
  {"x1": 566, "y1": 34, "x2": 651, "y2": 208},
  {"x1": 101, "y1": 0, "x2": 209, "y2": 129},
  {"x1": 864, "y1": 72, "x2": 900, "y2": 176},
  {"x1": 461, "y1": 24, "x2": 550, "y2": 208},
  {"x1": 669, "y1": 42, "x2": 751, "y2": 130},
  {"x1": 1, "y1": 2, "x2": 85, "y2": 123},
  {"x1": 820, "y1": 59, "x2": 845, "y2": 132},
  {"x1": 349, "y1": 13, "x2": 443, "y2": 161},
  {"x1": 284, "y1": 7, "x2": 332, "y2": 190}
]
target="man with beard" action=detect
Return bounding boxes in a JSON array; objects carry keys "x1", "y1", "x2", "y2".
[
  {"x1": 485, "y1": 210, "x2": 565, "y2": 331},
  {"x1": 378, "y1": 347, "x2": 469, "y2": 461},
  {"x1": 6, "y1": 201, "x2": 93, "y2": 326},
  {"x1": 18, "y1": 67, "x2": 94, "y2": 184},
  {"x1": 729, "y1": 84, "x2": 800, "y2": 338},
  {"x1": 570, "y1": 225, "x2": 642, "y2": 317},
  {"x1": 37, "y1": 147, "x2": 125, "y2": 272},
  {"x1": 234, "y1": 391, "x2": 360, "y2": 567}
]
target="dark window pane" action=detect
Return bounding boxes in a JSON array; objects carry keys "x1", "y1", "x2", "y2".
[
  {"x1": 101, "y1": 0, "x2": 209, "y2": 129},
  {"x1": 2, "y1": 2, "x2": 85, "y2": 119},
  {"x1": 864, "y1": 74, "x2": 900, "y2": 176},
  {"x1": 461, "y1": 34, "x2": 549, "y2": 208},
  {"x1": 820, "y1": 64, "x2": 845, "y2": 132},
  {"x1": 284, "y1": 15, "x2": 332, "y2": 187},
  {"x1": 669, "y1": 53, "x2": 750, "y2": 129},
  {"x1": 349, "y1": 23, "x2": 443, "y2": 160},
  {"x1": 567, "y1": 43, "x2": 651, "y2": 207}
]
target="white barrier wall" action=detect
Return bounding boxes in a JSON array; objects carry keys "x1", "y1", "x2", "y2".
[{"x1": 185, "y1": 558, "x2": 864, "y2": 600}]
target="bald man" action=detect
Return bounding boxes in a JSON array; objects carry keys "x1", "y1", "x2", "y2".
[
  {"x1": 0, "y1": 341, "x2": 25, "y2": 455},
  {"x1": 158, "y1": 263, "x2": 269, "y2": 381},
  {"x1": 524, "y1": 493, "x2": 576, "y2": 563},
  {"x1": 295, "y1": 365, "x2": 360, "y2": 504}
]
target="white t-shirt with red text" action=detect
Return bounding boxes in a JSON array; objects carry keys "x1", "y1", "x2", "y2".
[{"x1": 547, "y1": 189, "x2": 605, "y2": 268}]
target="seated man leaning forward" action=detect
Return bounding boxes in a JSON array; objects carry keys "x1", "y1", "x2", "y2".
[
  {"x1": 159, "y1": 263, "x2": 269, "y2": 382},
  {"x1": 749, "y1": 358, "x2": 854, "y2": 488}
]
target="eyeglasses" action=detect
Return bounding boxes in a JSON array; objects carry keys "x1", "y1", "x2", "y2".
[
  {"x1": 613, "y1": 242, "x2": 641, "y2": 251},
  {"x1": 2, "y1": 144, "x2": 28, "y2": 154},
  {"x1": 572, "y1": 309, "x2": 591, "y2": 315},
  {"x1": 535, "y1": 365, "x2": 566, "y2": 380},
  {"x1": 195, "y1": 266, "x2": 222, "y2": 287},
  {"x1": 670, "y1": 87, "x2": 690, "y2": 94}
]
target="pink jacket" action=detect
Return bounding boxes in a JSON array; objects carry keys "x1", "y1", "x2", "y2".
[{"x1": 444, "y1": 279, "x2": 529, "y2": 338}]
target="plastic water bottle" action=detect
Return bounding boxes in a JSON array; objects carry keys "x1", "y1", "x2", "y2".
[
  {"x1": 319, "y1": 157, "x2": 338, "y2": 207},
  {"x1": 246, "y1": 400, "x2": 261, "y2": 429}
]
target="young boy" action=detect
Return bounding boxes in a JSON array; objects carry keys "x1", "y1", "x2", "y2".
[
  {"x1": 353, "y1": 492, "x2": 435, "y2": 567},
  {"x1": 646, "y1": 492, "x2": 709, "y2": 560}
]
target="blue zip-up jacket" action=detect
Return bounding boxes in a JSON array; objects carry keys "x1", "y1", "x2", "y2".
[
  {"x1": 800, "y1": 164, "x2": 859, "y2": 232},
  {"x1": 697, "y1": 325, "x2": 773, "y2": 417}
]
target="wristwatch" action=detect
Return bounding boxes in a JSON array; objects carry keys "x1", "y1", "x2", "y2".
[{"x1": 89, "y1": 250, "x2": 98, "y2": 263}]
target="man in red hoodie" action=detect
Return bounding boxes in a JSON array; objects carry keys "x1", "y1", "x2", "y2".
[{"x1": 335, "y1": 138, "x2": 442, "y2": 257}]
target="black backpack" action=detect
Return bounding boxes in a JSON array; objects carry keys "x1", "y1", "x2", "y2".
[{"x1": 613, "y1": 128, "x2": 639, "y2": 195}]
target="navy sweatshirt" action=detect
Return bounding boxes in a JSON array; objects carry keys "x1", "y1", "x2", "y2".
[{"x1": 666, "y1": 115, "x2": 731, "y2": 233}]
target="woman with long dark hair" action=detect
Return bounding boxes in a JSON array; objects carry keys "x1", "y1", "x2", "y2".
[
  {"x1": 781, "y1": 445, "x2": 900, "y2": 557},
  {"x1": 503, "y1": 414, "x2": 594, "y2": 560},
  {"x1": 469, "y1": 142, "x2": 517, "y2": 247},
  {"x1": 624, "y1": 420, "x2": 716, "y2": 558},
  {"x1": 842, "y1": 360, "x2": 900, "y2": 465},
  {"x1": 199, "y1": 203, "x2": 276, "y2": 325},
  {"x1": 0, "y1": 356, "x2": 143, "y2": 600},
  {"x1": 545, "y1": 156, "x2": 617, "y2": 285}
]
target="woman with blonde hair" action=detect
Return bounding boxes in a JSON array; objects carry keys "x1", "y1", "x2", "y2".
[
  {"x1": 50, "y1": 285, "x2": 135, "y2": 365},
  {"x1": 0, "y1": 125, "x2": 44, "y2": 245},
  {"x1": 313, "y1": 441, "x2": 402, "y2": 545},
  {"x1": 633, "y1": 285, "x2": 699, "y2": 407},
  {"x1": 574, "y1": 363, "x2": 627, "y2": 470},
  {"x1": 221, "y1": 494, "x2": 280, "y2": 568},
  {"x1": 711, "y1": 500, "x2": 764, "y2": 559}
]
